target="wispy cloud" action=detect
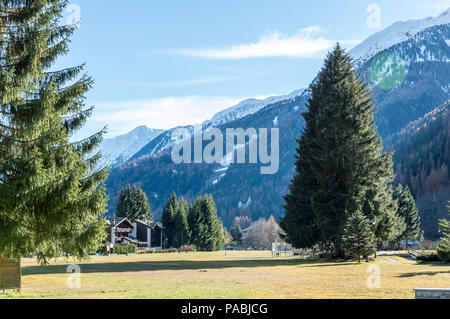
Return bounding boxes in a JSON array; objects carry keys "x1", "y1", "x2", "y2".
[
  {"x1": 123, "y1": 76, "x2": 239, "y2": 88},
  {"x1": 173, "y1": 27, "x2": 346, "y2": 59},
  {"x1": 92, "y1": 96, "x2": 246, "y2": 137},
  {"x1": 418, "y1": 2, "x2": 450, "y2": 11}
]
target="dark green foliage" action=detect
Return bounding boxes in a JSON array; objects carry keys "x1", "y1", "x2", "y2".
[
  {"x1": 171, "y1": 197, "x2": 190, "y2": 248},
  {"x1": 229, "y1": 223, "x2": 243, "y2": 244},
  {"x1": 342, "y1": 210, "x2": 377, "y2": 262},
  {"x1": 116, "y1": 185, "x2": 153, "y2": 221},
  {"x1": 0, "y1": 0, "x2": 108, "y2": 263},
  {"x1": 188, "y1": 195, "x2": 224, "y2": 251},
  {"x1": 162, "y1": 193, "x2": 224, "y2": 250},
  {"x1": 437, "y1": 204, "x2": 450, "y2": 262},
  {"x1": 281, "y1": 45, "x2": 396, "y2": 255},
  {"x1": 113, "y1": 243, "x2": 136, "y2": 255},
  {"x1": 416, "y1": 252, "x2": 440, "y2": 263},
  {"x1": 161, "y1": 192, "x2": 177, "y2": 247},
  {"x1": 393, "y1": 184, "x2": 423, "y2": 245},
  {"x1": 116, "y1": 186, "x2": 132, "y2": 218},
  {"x1": 130, "y1": 186, "x2": 153, "y2": 221},
  {"x1": 160, "y1": 193, "x2": 191, "y2": 248}
]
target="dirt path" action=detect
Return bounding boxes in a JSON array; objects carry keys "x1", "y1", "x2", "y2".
[{"x1": 379, "y1": 256, "x2": 409, "y2": 265}]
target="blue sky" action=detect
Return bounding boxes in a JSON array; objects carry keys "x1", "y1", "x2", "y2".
[{"x1": 57, "y1": 0, "x2": 450, "y2": 138}]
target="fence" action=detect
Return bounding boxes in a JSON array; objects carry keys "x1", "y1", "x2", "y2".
[
  {"x1": 272, "y1": 242, "x2": 294, "y2": 257},
  {"x1": 415, "y1": 288, "x2": 450, "y2": 299},
  {"x1": 0, "y1": 257, "x2": 21, "y2": 291}
]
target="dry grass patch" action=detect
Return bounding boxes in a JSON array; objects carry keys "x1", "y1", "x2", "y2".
[{"x1": 1, "y1": 251, "x2": 449, "y2": 299}]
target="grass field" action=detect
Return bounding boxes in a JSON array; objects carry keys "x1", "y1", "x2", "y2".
[{"x1": 1, "y1": 251, "x2": 449, "y2": 299}]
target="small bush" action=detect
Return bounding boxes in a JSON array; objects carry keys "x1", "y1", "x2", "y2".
[
  {"x1": 437, "y1": 250, "x2": 450, "y2": 262},
  {"x1": 180, "y1": 245, "x2": 195, "y2": 252},
  {"x1": 163, "y1": 248, "x2": 178, "y2": 253},
  {"x1": 128, "y1": 244, "x2": 136, "y2": 254},
  {"x1": 416, "y1": 252, "x2": 440, "y2": 263}
]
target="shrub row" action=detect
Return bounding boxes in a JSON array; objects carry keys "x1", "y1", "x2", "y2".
[
  {"x1": 113, "y1": 243, "x2": 136, "y2": 254},
  {"x1": 437, "y1": 250, "x2": 450, "y2": 263},
  {"x1": 416, "y1": 252, "x2": 440, "y2": 262},
  {"x1": 137, "y1": 246, "x2": 196, "y2": 254}
]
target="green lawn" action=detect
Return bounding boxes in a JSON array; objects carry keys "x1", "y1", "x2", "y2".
[{"x1": 1, "y1": 251, "x2": 449, "y2": 299}]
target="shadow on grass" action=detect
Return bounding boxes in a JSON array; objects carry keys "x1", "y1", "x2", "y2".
[
  {"x1": 398, "y1": 270, "x2": 450, "y2": 278},
  {"x1": 301, "y1": 262, "x2": 359, "y2": 268},
  {"x1": 23, "y1": 258, "x2": 325, "y2": 276}
]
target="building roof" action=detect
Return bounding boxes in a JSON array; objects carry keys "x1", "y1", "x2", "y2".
[
  {"x1": 134, "y1": 219, "x2": 164, "y2": 229},
  {"x1": 106, "y1": 217, "x2": 133, "y2": 228}
]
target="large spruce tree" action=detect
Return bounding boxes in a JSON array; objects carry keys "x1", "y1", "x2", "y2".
[
  {"x1": 0, "y1": 0, "x2": 108, "y2": 263},
  {"x1": 281, "y1": 44, "x2": 396, "y2": 256},
  {"x1": 393, "y1": 184, "x2": 423, "y2": 247},
  {"x1": 116, "y1": 185, "x2": 153, "y2": 221},
  {"x1": 188, "y1": 195, "x2": 223, "y2": 251}
]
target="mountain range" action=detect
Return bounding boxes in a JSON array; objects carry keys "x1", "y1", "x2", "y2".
[
  {"x1": 103, "y1": 9, "x2": 450, "y2": 239},
  {"x1": 97, "y1": 126, "x2": 164, "y2": 168}
]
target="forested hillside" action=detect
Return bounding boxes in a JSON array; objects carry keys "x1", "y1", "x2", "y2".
[{"x1": 389, "y1": 102, "x2": 449, "y2": 239}]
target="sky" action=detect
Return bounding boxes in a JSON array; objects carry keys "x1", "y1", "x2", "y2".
[{"x1": 56, "y1": 0, "x2": 450, "y2": 139}]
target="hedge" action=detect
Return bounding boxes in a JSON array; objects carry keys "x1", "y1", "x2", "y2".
[
  {"x1": 416, "y1": 252, "x2": 440, "y2": 263},
  {"x1": 113, "y1": 243, "x2": 136, "y2": 254}
]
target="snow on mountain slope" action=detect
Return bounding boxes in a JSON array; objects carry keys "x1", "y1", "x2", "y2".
[
  {"x1": 351, "y1": 8, "x2": 450, "y2": 65},
  {"x1": 98, "y1": 126, "x2": 164, "y2": 168},
  {"x1": 130, "y1": 89, "x2": 305, "y2": 160},
  {"x1": 130, "y1": 124, "x2": 199, "y2": 160},
  {"x1": 204, "y1": 89, "x2": 304, "y2": 128}
]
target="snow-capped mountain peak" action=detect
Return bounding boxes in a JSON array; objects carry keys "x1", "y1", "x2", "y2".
[
  {"x1": 98, "y1": 126, "x2": 164, "y2": 168},
  {"x1": 350, "y1": 8, "x2": 450, "y2": 65},
  {"x1": 130, "y1": 89, "x2": 305, "y2": 161}
]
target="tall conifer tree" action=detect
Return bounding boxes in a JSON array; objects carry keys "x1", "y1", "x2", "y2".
[
  {"x1": 188, "y1": 195, "x2": 223, "y2": 251},
  {"x1": 0, "y1": 0, "x2": 108, "y2": 263},
  {"x1": 281, "y1": 44, "x2": 396, "y2": 256},
  {"x1": 437, "y1": 203, "x2": 450, "y2": 262},
  {"x1": 116, "y1": 186, "x2": 132, "y2": 218},
  {"x1": 129, "y1": 185, "x2": 152, "y2": 221},
  {"x1": 116, "y1": 185, "x2": 152, "y2": 221},
  {"x1": 161, "y1": 192, "x2": 177, "y2": 247},
  {"x1": 393, "y1": 184, "x2": 423, "y2": 247},
  {"x1": 172, "y1": 197, "x2": 189, "y2": 248}
]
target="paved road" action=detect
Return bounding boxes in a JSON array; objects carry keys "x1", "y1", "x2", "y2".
[
  {"x1": 379, "y1": 256, "x2": 407, "y2": 264},
  {"x1": 378, "y1": 250, "x2": 407, "y2": 256}
]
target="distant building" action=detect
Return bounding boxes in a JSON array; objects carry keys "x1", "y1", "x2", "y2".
[
  {"x1": 105, "y1": 218, "x2": 164, "y2": 252},
  {"x1": 241, "y1": 225, "x2": 253, "y2": 241}
]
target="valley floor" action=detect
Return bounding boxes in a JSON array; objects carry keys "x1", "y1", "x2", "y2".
[{"x1": 2, "y1": 251, "x2": 449, "y2": 299}]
